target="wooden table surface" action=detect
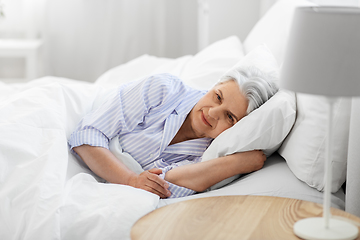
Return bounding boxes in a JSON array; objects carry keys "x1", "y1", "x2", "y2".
[{"x1": 131, "y1": 195, "x2": 360, "y2": 240}]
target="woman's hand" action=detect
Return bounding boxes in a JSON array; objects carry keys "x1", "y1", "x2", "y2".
[{"x1": 128, "y1": 168, "x2": 171, "y2": 199}]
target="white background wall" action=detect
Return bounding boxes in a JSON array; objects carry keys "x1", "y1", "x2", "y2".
[
  {"x1": 0, "y1": 0, "x2": 265, "y2": 81},
  {"x1": 0, "y1": 0, "x2": 358, "y2": 82}
]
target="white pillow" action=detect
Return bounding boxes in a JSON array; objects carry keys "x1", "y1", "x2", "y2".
[
  {"x1": 201, "y1": 45, "x2": 296, "y2": 190},
  {"x1": 95, "y1": 54, "x2": 181, "y2": 86},
  {"x1": 278, "y1": 95, "x2": 351, "y2": 193},
  {"x1": 180, "y1": 36, "x2": 244, "y2": 90},
  {"x1": 243, "y1": 0, "x2": 316, "y2": 63},
  {"x1": 95, "y1": 36, "x2": 244, "y2": 90}
]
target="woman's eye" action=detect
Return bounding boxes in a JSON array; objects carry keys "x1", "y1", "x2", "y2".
[
  {"x1": 216, "y1": 93, "x2": 221, "y2": 102},
  {"x1": 228, "y1": 114, "x2": 234, "y2": 123}
]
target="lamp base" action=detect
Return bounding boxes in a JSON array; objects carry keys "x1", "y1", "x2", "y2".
[{"x1": 294, "y1": 217, "x2": 358, "y2": 240}]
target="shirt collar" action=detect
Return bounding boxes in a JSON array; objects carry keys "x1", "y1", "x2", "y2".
[
  {"x1": 160, "y1": 112, "x2": 213, "y2": 156},
  {"x1": 160, "y1": 89, "x2": 209, "y2": 156}
]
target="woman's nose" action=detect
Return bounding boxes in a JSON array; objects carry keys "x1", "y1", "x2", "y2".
[{"x1": 208, "y1": 107, "x2": 221, "y2": 120}]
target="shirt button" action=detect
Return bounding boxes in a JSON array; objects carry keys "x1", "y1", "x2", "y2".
[{"x1": 150, "y1": 154, "x2": 154, "y2": 158}]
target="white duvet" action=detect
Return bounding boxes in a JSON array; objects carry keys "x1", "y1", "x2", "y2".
[{"x1": 0, "y1": 78, "x2": 159, "y2": 240}]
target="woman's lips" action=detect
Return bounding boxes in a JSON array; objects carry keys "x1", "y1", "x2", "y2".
[{"x1": 201, "y1": 111, "x2": 212, "y2": 127}]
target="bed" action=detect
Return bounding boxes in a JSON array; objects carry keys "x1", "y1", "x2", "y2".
[{"x1": 0, "y1": 0, "x2": 358, "y2": 239}]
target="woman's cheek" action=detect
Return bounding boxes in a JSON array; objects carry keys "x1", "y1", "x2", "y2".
[{"x1": 214, "y1": 123, "x2": 231, "y2": 138}]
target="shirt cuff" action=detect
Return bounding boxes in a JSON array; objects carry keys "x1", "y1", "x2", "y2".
[
  {"x1": 68, "y1": 128, "x2": 110, "y2": 150},
  {"x1": 159, "y1": 165, "x2": 197, "y2": 198}
]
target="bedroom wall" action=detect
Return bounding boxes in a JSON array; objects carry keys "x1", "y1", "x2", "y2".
[
  {"x1": 0, "y1": 0, "x2": 263, "y2": 82},
  {"x1": 41, "y1": 0, "x2": 266, "y2": 82},
  {"x1": 0, "y1": 0, "x2": 359, "y2": 82}
]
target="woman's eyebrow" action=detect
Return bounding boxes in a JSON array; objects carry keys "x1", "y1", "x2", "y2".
[{"x1": 218, "y1": 89, "x2": 224, "y2": 100}]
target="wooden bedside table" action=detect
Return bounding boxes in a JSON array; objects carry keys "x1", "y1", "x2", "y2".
[{"x1": 131, "y1": 195, "x2": 360, "y2": 240}]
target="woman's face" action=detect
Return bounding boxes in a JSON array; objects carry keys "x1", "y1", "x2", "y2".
[{"x1": 189, "y1": 80, "x2": 248, "y2": 139}]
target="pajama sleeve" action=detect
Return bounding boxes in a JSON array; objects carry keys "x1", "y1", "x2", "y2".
[
  {"x1": 68, "y1": 87, "x2": 125, "y2": 150},
  {"x1": 158, "y1": 159, "x2": 201, "y2": 198}
]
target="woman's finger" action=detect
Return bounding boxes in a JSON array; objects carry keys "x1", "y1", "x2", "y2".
[
  {"x1": 145, "y1": 174, "x2": 171, "y2": 198},
  {"x1": 146, "y1": 170, "x2": 169, "y2": 189},
  {"x1": 148, "y1": 168, "x2": 163, "y2": 175}
]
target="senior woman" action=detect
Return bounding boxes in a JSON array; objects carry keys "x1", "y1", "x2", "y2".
[{"x1": 68, "y1": 67, "x2": 278, "y2": 199}]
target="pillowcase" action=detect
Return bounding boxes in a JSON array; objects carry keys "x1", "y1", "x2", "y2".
[
  {"x1": 278, "y1": 95, "x2": 351, "y2": 193},
  {"x1": 201, "y1": 45, "x2": 296, "y2": 190},
  {"x1": 243, "y1": 0, "x2": 316, "y2": 63},
  {"x1": 95, "y1": 36, "x2": 244, "y2": 90},
  {"x1": 179, "y1": 36, "x2": 244, "y2": 90},
  {"x1": 95, "y1": 54, "x2": 179, "y2": 86}
]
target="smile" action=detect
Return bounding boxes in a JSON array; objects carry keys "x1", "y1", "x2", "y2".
[{"x1": 201, "y1": 112, "x2": 212, "y2": 127}]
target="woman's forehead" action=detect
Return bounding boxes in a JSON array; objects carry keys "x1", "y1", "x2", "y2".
[{"x1": 216, "y1": 80, "x2": 239, "y2": 92}]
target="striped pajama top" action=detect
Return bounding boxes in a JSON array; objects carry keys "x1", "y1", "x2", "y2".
[{"x1": 68, "y1": 73, "x2": 213, "y2": 198}]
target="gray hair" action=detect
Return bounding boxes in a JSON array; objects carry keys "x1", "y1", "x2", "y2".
[{"x1": 219, "y1": 66, "x2": 279, "y2": 114}]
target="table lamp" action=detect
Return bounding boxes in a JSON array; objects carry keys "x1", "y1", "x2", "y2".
[{"x1": 280, "y1": 6, "x2": 360, "y2": 240}]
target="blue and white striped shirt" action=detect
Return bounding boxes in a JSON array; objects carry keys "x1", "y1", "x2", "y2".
[{"x1": 68, "y1": 73, "x2": 213, "y2": 198}]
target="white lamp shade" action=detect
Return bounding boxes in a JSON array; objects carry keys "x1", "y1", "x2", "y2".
[{"x1": 280, "y1": 7, "x2": 360, "y2": 97}]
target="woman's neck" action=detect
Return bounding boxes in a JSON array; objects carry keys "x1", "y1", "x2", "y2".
[{"x1": 169, "y1": 114, "x2": 198, "y2": 145}]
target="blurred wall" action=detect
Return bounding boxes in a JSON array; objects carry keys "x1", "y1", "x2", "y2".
[
  {"x1": 0, "y1": 0, "x2": 266, "y2": 82},
  {"x1": 0, "y1": 0, "x2": 359, "y2": 82},
  {"x1": 42, "y1": 0, "x2": 266, "y2": 82},
  {"x1": 8, "y1": 0, "x2": 360, "y2": 82}
]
